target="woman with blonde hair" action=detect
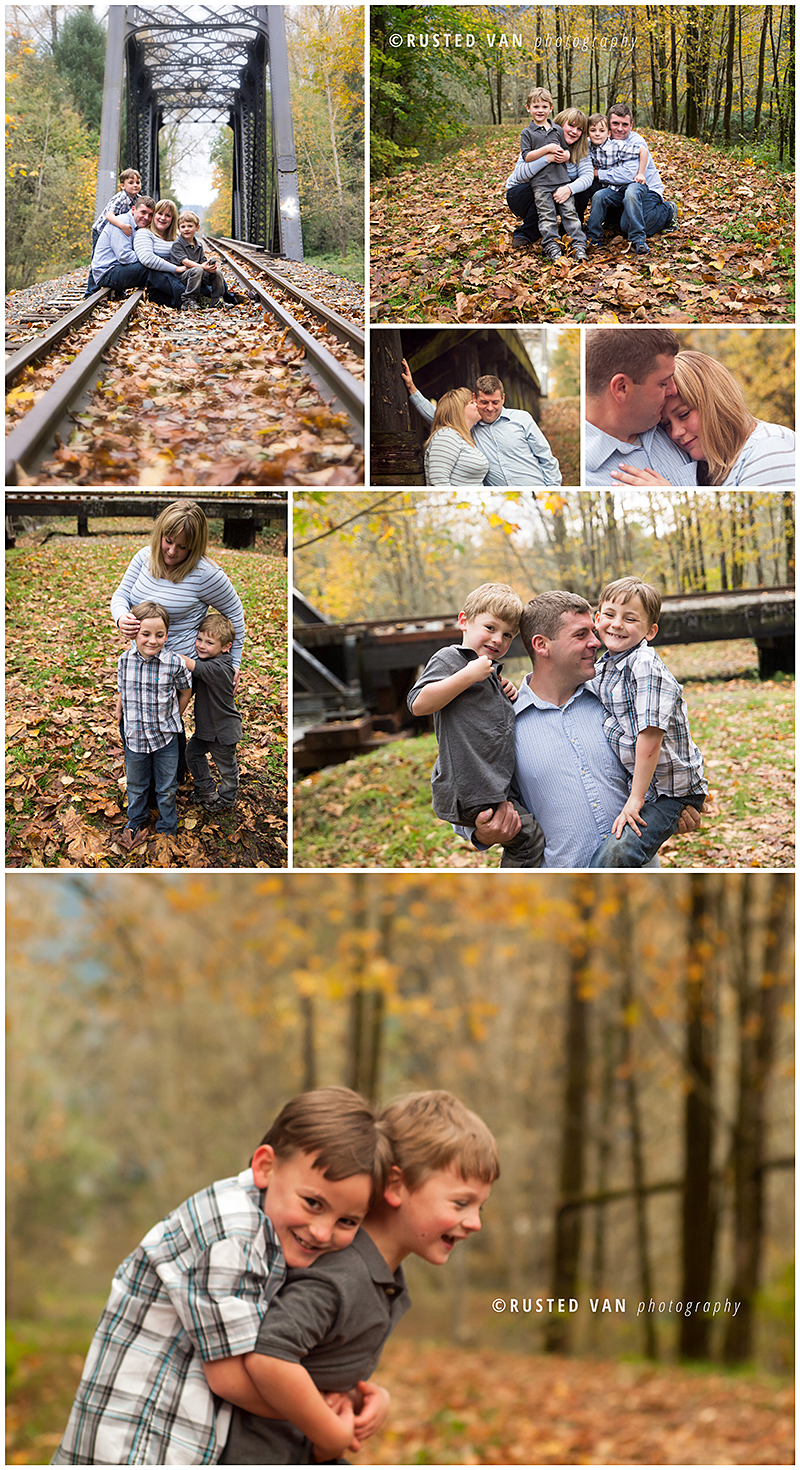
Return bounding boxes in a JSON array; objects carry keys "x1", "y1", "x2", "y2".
[
  {"x1": 507, "y1": 108, "x2": 591, "y2": 248},
  {"x1": 424, "y1": 388, "x2": 489, "y2": 486},
  {"x1": 611, "y1": 349, "x2": 795, "y2": 487},
  {"x1": 133, "y1": 197, "x2": 186, "y2": 308}
]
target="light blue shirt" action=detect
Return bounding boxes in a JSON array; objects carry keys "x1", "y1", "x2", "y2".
[
  {"x1": 91, "y1": 212, "x2": 138, "y2": 279},
  {"x1": 410, "y1": 390, "x2": 561, "y2": 487},
  {"x1": 585, "y1": 420, "x2": 697, "y2": 486}
]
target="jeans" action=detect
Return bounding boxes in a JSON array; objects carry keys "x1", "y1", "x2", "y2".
[
  {"x1": 186, "y1": 735, "x2": 239, "y2": 805},
  {"x1": 146, "y1": 269, "x2": 185, "y2": 308},
  {"x1": 588, "y1": 183, "x2": 670, "y2": 245},
  {"x1": 588, "y1": 793, "x2": 705, "y2": 868},
  {"x1": 124, "y1": 735, "x2": 180, "y2": 834},
  {"x1": 94, "y1": 261, "x2": 148, "y2": 297},
  {"x1": 506, "y1": 183, "x2": 541, "y2": 243},
  {"x1": 86, "y1": 225, "x2": 103, "y2": 295},
  {"x1": 533, "y1": 188, "x2": 586, "y2": 249}
]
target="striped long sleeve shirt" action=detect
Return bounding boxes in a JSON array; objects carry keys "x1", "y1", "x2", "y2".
[
  {"x1": 718, "y1": 422, "x2": 795, "y2": 486},
  {"x1": 110, "y1": 550, "x2": 246, "y2": 666},
  {"x1": 424, "y1": 427, "x2": 490, "y2": 486}
]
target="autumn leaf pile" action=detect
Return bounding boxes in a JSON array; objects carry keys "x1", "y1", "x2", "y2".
[
  {"x1": 9, "y1": 298, "x2": 364, "y2": 486},
  {"x1": 353, "y1": 1339, "x2": 794, "y2": 1464},
  {"x1": 371, "y1": 129, "x2": 794, "y2": 324},
  {"x1": 6, "y1": 525, "x2": 287, "y2": 868}
]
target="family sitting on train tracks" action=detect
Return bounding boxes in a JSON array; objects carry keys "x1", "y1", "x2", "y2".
[{"x1": 86, "y1": 167, "x2": 242, "y2": 311}]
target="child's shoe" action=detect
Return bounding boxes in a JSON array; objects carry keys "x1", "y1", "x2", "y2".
[
  {"x1": 663, "y1": 201, "x2": 679, "y2": 231},
  {"x1": 633, "y1": 241, "x2": 650, "y2": 255},
  {"x1": 542, "y1": 242, "x2": 563, "y2": 262},
  {"x1": 574, "y1": 244, "x2": 588, "y2": 261}
]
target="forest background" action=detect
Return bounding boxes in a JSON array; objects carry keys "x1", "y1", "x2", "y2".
[
  {"x1": 5, "y1": 4, "x2": 364, "y2": 291},
  {"x1": 6, "y1": 873, "x2": 794, "y2": 1464}
]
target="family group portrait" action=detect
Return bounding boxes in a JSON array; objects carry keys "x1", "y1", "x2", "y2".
[
  {"x1": 5, "y1": 493, "x2": 287, "y2": 869},
  {"x1": 6, "y1": 872, "x2": 794, "y2": 1464},
  {"x1": 293, "y1": 490, "x2": 793, "y2": 871},
  {"x1": 370, "y1": 325, "x2": 578, "y2": 487},
  {"x1": 370, "y1": 4, "x2": 795, "y2": 324}
]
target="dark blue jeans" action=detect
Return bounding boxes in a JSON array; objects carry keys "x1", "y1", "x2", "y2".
[
  {"x1": 147, "y1": 269, "x2": 185, "y2": 308},
  {"x1": 506, "y1": 183, "x2": 541, "y2": 243},
  {"x1": 95, "y1": 261, "x2": 148, "y2": 297},
  {"x1": 588, "y1": 793, "x2": 705, "y2": 868},
  {"x1": 124, "y1": 735, "x2": 180, "y2": 834}
]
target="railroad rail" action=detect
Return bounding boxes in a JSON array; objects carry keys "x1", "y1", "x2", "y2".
[
  {"x1": 208, "y1": 237, "x2": 364, "y2": 354},
  {"x1": 294, "y1": 585, "x2": 795, "y2": 768},
  {"x1": 6, "y1": 286, "x2": 114, "y2": 390}
]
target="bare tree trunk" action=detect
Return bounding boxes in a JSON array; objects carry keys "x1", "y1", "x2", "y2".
[
  {"x1": 680, "y1": 876, "x2": 719, "y2": 1359},
  {"x1": 618, "y1": 887, "x2": 658, "y2": 1360},
  {"x1": 722, "y1": 6, "x2": 736, "y2": 143}
]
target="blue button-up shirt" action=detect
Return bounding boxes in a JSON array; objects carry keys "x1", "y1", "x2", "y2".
[
  {"x1": 585, "y1": 420, "x2": 697, "y2": 486},
  {"x1": 92, "y1": 213, "x2": 138, "y2": 280},
  {"x1": 410, "y1": 390, "x2": 561, "y2": 487}
]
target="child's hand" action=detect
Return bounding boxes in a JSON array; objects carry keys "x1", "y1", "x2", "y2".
[
  {"x1": 312, "y1": 1395, "x2": 355, "y2": 1460},
  {"x1": 351, "y1": 1381, "x2": 391, "y2": 1445},
  {"x1": 635, "y1": 170, "x2": 646, "y2": 183},
  {"x1": 498, "y1": 674, "x2": 518, "y2": 702},
  {"x1": 467, "y1": 655, "x2": 494, "y2": 684},
  {"x1": 612, "y1": 797, "x2": 648, "y2": 839}
]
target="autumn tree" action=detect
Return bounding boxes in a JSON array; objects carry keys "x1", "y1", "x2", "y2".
[
  {"x1": 51, "y1": 8, "x2": 106, "y2": 136},
  {"x1": 287, "y1": 4, "x2": 364, "y2": 261}
]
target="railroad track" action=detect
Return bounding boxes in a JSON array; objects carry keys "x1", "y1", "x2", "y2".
[{"x1": 5, "y1": 244, "x2": 364, "y2": 486}]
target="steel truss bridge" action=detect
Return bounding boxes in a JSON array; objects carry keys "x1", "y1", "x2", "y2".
[{"x1": 97, "y1": 5, "x2": 302, "y2": 258}]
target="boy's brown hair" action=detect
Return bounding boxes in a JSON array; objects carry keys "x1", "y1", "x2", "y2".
[
  {"x1": 179, "y1": 210, "x2": 200, "y2": 228},
  {"x1": 380, "y1": 1090, "x2": 500, "y2": 1190},
  {"x1": 120, "y1": 168, "x2": 141, "y2": 184},
  {"x1": 462, "y1": 582, "x2": 523, "y2": 631},
  {"x1": 131, "y1": 600, "x2": 170, "y2": 630},
  {"x1": 526, "y1": 86, "x2": 553, "y2": 109},
  {"x1": 258, "y1": 1086, "x2": 392, "y2": 1199},
  {"x1": 588, "y1": 113, "x2": 608, "y2": 131},
  {"x1": 199, "y1": 612, "x2": 235, "y2": 647},
  {"x1": 598, "y1": 577, "x2": 661, "y2": 626}
]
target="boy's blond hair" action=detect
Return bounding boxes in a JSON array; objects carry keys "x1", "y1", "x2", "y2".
[
  {"x1": 258, "y1": 1086, "x2": 393, "y2": 1202},
  {"x1": 199, "y1": 612, "x2": 235, "y2": 647},
  {"x1": 131, "y1": 600, "x2": 170, "y2": 629},
  {"x1": 526, "y1": 86, "x2": 553, "y2": 109},
  {"x1": 598, "y1": 577, "x2": 661, "y2": 626},
  {"x1": 380, "y1": 1090, "x2": 500, "y2": 1190},
  {"x1": 179, "y1": 210, "x2": 200, "y2": 228},
  {"x1": 462, "y1": 582, "x2": 523, "y2": 631}
]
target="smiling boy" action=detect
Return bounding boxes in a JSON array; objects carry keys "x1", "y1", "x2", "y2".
[
  {"x1": 170, "y1": 210, "x2": 226, "y2": 310},
  {"x1": 179, "y1": 612, "x2": 242, "y2": 811},
  {"x1": 407, "y1": 583, "x2": 544, "y2": 867},
  {"x1": 114, "y1": 600, "x2": 192, "y2": 847},
  {"x1": 587, "y1": 576, "x2": 707, "y2": 867}
]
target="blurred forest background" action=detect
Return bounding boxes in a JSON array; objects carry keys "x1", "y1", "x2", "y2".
[
  {"x1": 6, "y1": 874, "x2": 794, "y2": 1462},
  {"x1": 294, "y1": 486, "x2": 794, "y2": 624},
  {"x1": 5, "y1": 4, "x2": 363, "y2": 291},
  {"x1": 371, "y1": 4, "x2": 795, "y2": 176}
]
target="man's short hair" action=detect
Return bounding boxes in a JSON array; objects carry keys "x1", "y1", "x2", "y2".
[
  {"x1": 120, "y1": 168, "x2": 141, "y2": 184},
  {"x1": 585, "y1": 328, "x2": 680, "y2": 396},
  {"x1": 462, "y1": 582, "x2": 523, "y2": 630},
  {"x1": 519, "y1": 591, "x2": 592, "y2": 661},
  {"x1": 134, "y1": 195, "x2": 156, "y2": 215},
  {"x1": 380, "y1": 1090, "x2": 500, "y2": 1191},
  {"x1": 526, "y1": 86, "x2": 553, "y2": 109},
  {"x1": 179, "y1": 210, "x2": 200, "y2": 227},
  {"x1": 607, "y1": 103, "x2": 633, "y2": 121},
  {"x1": 258, "y1": 1086, "x2": 392, "y2": 1202},
  {"x1": 199, "y1": 612, "x2": 235, "y2": 646},
  {"x1": 131, "y1": 600, "x2": 170, "y2": 629},
  {"x1": 598, "y1": 577, "x2": 661, "y2": 626},
  {"x1": 474, "y1": 374, "x2": 504, "y2": 397}
]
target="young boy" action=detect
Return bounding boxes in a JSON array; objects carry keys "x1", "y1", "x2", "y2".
[
  {"x1": 588, "y1": 576, "x2": 707, "y2": 866},
  {"x1": 218, "y1": 1090, "x2": 500, "y2": 1464},
  {"x1": 519, "y1": 87, "x2": 587, "y2": 262},
  {"x1": 407, "y1": 583, "x2": 544, "y2": 867},
  {"x1": 114, "y1": 600, "x2": 192, "y2": 846},
  {"x1": 53, "y1": 1088, "x2": 390, "y2": 1466},
  {"x1": 170, "y1": 210, "x2": 226, "y2": 310},
  {"x1": 86, "y1": 168, "x2": 141, "y2": 294},
  {"x1": 179, "y1": 612, "x2": 242, "y2": 810},
  {"x1": 585, "y1": 106, "x2": 677, "y2": 255}
]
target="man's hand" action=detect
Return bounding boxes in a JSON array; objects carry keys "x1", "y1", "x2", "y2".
[
  {"x1": 474, "y1": 800, "x2": 522, "y2": 848},
  {"x1": 611, "y1": 796, "x2": 647, "y2": 839},
  {"x1": 610, "y1": 464, "x2": 672, "y2": 487},
  {"x1": 400, "y1": 357, "x2": 416, "y2": 395},
  {"x1": 676, "y1": 805, "x2": 702, "y2": 836},
  {"x1": 498, "y1": 674, "x2": 518, "y2": 702}
]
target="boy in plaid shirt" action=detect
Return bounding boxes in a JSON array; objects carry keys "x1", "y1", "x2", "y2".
[
  {"x1": 114, "y1": 600, "x2": 191, "y2": 847},
  {"x1": 86, "y1": 167, "x2": 141, "y2": 295},
  {"x1": 588, "y1": 576, "x2": 707, "y2": 867},
  {"x1": 52, "y1": 1088, "x2": 389, "y2": 1465}
]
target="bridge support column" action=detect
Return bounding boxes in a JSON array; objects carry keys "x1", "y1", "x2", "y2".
[
  {"x1": 265, "y1": 7, "x2": 303, "y2": 260},
  {"x1": 95, "y1": 6, "x2": 126, "y2": 218}
]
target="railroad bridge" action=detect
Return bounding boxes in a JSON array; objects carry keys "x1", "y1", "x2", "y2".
[
  {"x1": 98, "y1": 5, "x2": 302, "y2": 257},
  {"x1": 294, "y1": 586, "x2": 796, "y2": 769},
  {"x1": 5, "y1": 491, "x2": 287, "y2": 549}
]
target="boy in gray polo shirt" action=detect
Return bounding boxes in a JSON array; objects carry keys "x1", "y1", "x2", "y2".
[
  {"x1": 216, "y1": 1091, "x2": 500, "y2": 1464},
  {"x1": 407, "y1": 582, "x2": 544, "y2": 867},
  {"x1": 179, "y1": 612, "x2": 242, "y2": 810}
]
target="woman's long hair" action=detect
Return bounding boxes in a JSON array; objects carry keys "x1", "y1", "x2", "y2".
[
  {"x1": 153, "y1": 199, "x2": 178, "y2": 240},
  {"x1": 424, "y1": 387, "x2": 476, "y2": 449},
  {"x1": 149, "y1": 500, "x2": 209, "y2": 582},
  {"x1": 554, "y1": 108, "x2": 589, "y2": 163},
  {"x1": 671, "y1": 351, "x2": 756, "y2": 485}
]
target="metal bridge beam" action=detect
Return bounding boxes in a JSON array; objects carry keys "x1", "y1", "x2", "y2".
[
  {"x1": 95, "y1": 7, "x2": 126, "y2": 217},
  {"x1": 265, "y1": 7, "x2": 303, "y2": 260}
]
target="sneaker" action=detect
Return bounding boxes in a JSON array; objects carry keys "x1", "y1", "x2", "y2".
[
  {"x1": 574, "y1": 246, "x2": 588, "y2": 261},
  {"x1": 512, "y1": 231, "x2": 533, "y2": 248},
  {"x1": 663, "y1": 200, "x2": 679, "y2": 232},
  {"x1": 180, "y1": 299, "x2": 200, "y2": 312},
  {"x1": 543, "y1": 244, "x2": 563, "y2": 262},
  {"x1": 634, "y1": 241, "x2": 650, "y2": 255}
]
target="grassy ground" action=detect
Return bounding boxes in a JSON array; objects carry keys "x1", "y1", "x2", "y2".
[
  {"x1": 293, "y1": 642, "x2": 794, "y2": 869},
  {"x1": 305, "y1": 248, "x2": 365, "y2": 283},
  {"x1": 6, "y1": 520, "x2": 288, "y2": 868}
]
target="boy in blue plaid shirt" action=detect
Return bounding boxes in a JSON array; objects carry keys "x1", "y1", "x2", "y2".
[
  {"x1": 588, "y1": 576, "x2": 707, "y2": 867},
  {"x1": 86, "y1": 167, "x2": 141, "y2": 295},
  {"x1": 114, "y1": 600, "x2": 192, "y2": 847},
  {"x1": 52, "y1": 1088, "x2": 389, "y2": 1466}
]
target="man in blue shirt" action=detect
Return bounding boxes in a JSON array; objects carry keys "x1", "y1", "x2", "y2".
[
  {"x1": 89, "y1": 196, "x2": 154, "y2": 298},
  {"x1": 585, "y1": 326, "x2": 698, "y2": 486},
  {"x1": 467, "y1": 591, "x2": 701, "y2": 868},
  {"x1": 401, "y1": 360, "x2": 562, "y2": 487}
]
